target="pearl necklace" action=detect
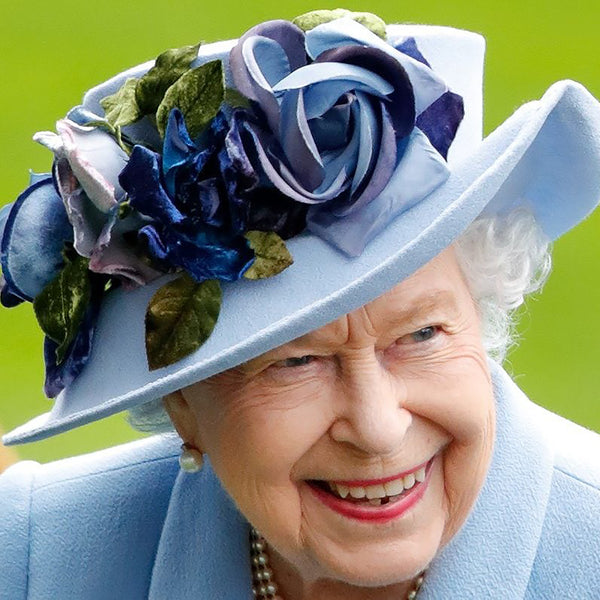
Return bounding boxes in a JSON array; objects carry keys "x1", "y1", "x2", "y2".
[{"x1": 250, "y1": 528, "x2": 425, "y2": 600}]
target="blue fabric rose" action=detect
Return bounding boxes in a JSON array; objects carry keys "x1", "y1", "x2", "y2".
[
  {"x1": 230, "y1": 18, "x2": 461, "y2": 255},
  {"x1": 0, "y1": 174, "x2": 72, "y2": 306}
]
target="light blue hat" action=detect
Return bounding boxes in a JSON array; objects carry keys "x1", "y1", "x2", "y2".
[{"x1": 3, "y1": 13, "x2": 600, "y2": 445}]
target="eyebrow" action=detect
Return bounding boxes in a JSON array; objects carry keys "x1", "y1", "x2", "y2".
[{"x1": 273, "y1": 289, "x2": 464, "y2": 354}]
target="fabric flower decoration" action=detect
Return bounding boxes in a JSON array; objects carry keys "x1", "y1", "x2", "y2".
[
  {"x1": 0, "y1": 174, "x2": 72, "y2": 305},
  {"x1": 35, "y1": 119, "x2": 161, "y2": 287},
  {"x1": 230, "y1": 18, "x2": 461, "y2": 255},
  {"x1": 0, "y1": 10, "x2": 465, "y2": 392},
  {"x1": 119, "y1": 109, "x2": 256, "y2": 283}
]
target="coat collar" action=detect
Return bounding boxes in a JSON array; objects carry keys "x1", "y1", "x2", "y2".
[
  {"x1": 148, "y1": 459, "x2": 253, "y2": 599},
  {"x1": 149, "y1": 362, "x2": 554, "y2": 599}
]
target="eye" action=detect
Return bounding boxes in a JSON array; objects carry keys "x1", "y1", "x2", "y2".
[
  {"x1": 397, "y1": 325, "x2": 439, "y2": 345},
  {"x1": 412, "y1": 326, "x2": 437, "y2": 342},
  {"x1": 278, "y1": 355, "x2": 316, "y2": 368}
]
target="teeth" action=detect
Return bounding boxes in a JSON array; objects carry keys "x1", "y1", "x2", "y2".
[
  {"x1": 327, "y1": 462, "x2": 428, "y2": 501},
  {"x1": 365, "y1": 484, "x2": 387, "y2": 499},
  {"x1": 383, "y1": 478, "x2": 404, "y2": 496},
  {"x1": 349, "y1": 486, "x2": 367, "y2": 499},
  {"x1": 336, "y1": 484, "x2": 350, "y2": 499},
  {"x1": 403, "y1": 473, "x2": 416, "y2": 490}
]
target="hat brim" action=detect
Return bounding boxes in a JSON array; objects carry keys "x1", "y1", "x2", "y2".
[{"x1": 5, "y1": 80, "x2": 600, "y2": 445}]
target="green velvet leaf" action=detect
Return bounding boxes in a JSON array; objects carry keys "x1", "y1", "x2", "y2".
[
  {"x1": 145, "y1": 274, "x2": 222, "y2": 371},
  {"x1": 33, "y1": 254, "x2": 91, "y2": 364},
  {"x1": 100, "y1": 78, "x2": 142, "y2": 129},
  {"x1": 224, "y1": 87, "x2": 251, "y2": 109},
  {"x1": 243, "y1": 231, "x2": 294, "y2": 280},
  {"x1": 136, "y1": 43, "x2": 201, "y2": 116},
  {"x1": 292, "y1": 9, "x2": 387, "y2": 39},
  {"x1": 156, "y1": 60, "x2": 225, "y2": 140}
]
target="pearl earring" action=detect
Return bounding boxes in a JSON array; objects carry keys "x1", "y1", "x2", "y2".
[{"x1": 179, "y1": 442, "x2": 204, "y2": 473}]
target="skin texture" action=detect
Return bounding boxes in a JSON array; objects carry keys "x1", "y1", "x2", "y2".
[{"x1": 166, "y1": 246, "x2": 496, "y2": 600}]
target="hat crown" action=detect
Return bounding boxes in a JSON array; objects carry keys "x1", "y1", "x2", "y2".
[
  {"x1": 194, "y1": 24, "x2": 485, "y2": 165},
  {"x1": 81, "y1": 24, "x2": 484, "y2": 165},
  {"x1": 386, "y1": 25, "x2": 485, "y2": 164}
]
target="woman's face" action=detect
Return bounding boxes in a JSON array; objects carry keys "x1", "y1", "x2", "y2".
[{"x1": 169, "y1": 247, "x2": 495, "y2": 595}]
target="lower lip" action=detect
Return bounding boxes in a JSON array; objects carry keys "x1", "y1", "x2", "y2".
[{"x1": 306, "y1": 459, "x2": 434, "y2": 524}]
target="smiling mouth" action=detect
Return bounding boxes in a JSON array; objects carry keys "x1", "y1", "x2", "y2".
[{"x1": 305, "y1": 459, "x2": 434, "y2": 519}]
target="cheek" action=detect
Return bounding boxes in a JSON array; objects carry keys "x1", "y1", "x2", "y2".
[
  {"x1": 433, "y1": 364, "x2": 495, "y2": 543},
  {"x1": 193, "y1": 378, "x2": 335, "y2": 491},
  {"x1": 439, "y1": 414, "x2": 494, "y2": 546},
  {"x1": 395, "y1": 342, "x2": 495, "y2": 543},
  {"x1": 402, "y1": 340, "x2": 493, "y2": 442},
  {"x1": 193, "y1": 380, "x2": 339, "y2": 550}
]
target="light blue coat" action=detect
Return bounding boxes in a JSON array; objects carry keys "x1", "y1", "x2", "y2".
[{"x1": 1, "y1": 363, "x2": 599, "y2": 599}]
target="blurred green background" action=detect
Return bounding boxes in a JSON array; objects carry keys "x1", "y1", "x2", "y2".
[{"x1": 1, "y1": 0, "x2": 599, "y2": 463}]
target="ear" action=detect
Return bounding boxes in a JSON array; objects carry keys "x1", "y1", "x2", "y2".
[{"x1": 163, "y1": 389, "x2": 204, "y2": 451}]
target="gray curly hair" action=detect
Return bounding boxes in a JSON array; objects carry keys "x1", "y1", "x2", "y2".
[{"x1": 128, "y1": 208, "x2": 551, "y2": 434}]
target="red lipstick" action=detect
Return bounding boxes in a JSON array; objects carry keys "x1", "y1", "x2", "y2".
[
  {"x1": 332, "y1": 459, "x2": 430, "y2": 487},
  {"x1": 307, "y1": 458, "x2": 434, "y2": 524}
]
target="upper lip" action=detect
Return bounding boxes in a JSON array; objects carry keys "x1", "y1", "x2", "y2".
[{"x1": 311, "y1": 458, "x2": 432, "y2": 487}]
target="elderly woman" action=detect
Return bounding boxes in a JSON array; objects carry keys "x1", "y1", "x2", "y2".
[{"x1": 1, "y1": 10, "x2": 599, "y2": 599}]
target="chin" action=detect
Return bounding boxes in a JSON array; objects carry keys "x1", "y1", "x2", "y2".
[{"x1": 303, "y1": 511, "x2": 446, "y2": 590}]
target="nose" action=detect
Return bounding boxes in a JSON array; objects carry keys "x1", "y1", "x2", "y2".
[{"x1": 328, "y1": 350, "x2": 412, "y2": 456}]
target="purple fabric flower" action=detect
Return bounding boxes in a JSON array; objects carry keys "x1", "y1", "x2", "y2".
[
  {"x1": 119, "y1": 110, "x2": 256, "y2": 282},
  {"x1": 160, "y1": 108, "x2": 307, "y2": 240},
  {"x1": 34, "y1": 120, "x2": 128, "y2": 255}
]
